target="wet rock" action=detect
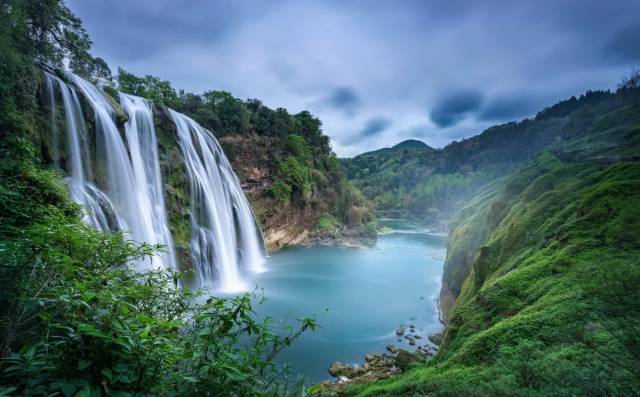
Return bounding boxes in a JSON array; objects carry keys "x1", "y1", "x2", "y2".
[
  {"x1": 364, "y1": 354, "x2": 377, "y2": 363},
  {"x1": 328, "y1": 362, "x2": 364, "y2": 378},
  {"x1": 395, "y1": 326, "x2": 405, "y2": 336},
  {"x1": 386, "y1": 344, "x2": 398, "y2": 354},
  {"x1": 428, "y1": 332, "x2": 443, "y2": 346},
  {"x1": 394, "y1": 349, "x2": 417, "y2": 372},
  {"x1": 414, "y1": 334, "x2": 422, "y2": 339},
  {"x1": 409, "y1": 339, "x2": 416, "y2": 346}
]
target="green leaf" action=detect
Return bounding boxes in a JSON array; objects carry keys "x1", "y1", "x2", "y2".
[
  {"x1": 78, "y1": 360, "x2": 91, "y2": 370},
  {"x1": 60, "y1": 382, "x2": 77, "y2": 397},
  {"x1": 0, "y1": 387, "x2": 17, "y2": 397},
  {"x1": 138, "y1": 325, "x2": 151, "y2": 338},
  {"x1": 101, "y1": 368, "x2": 113, "y2": 381},
  {"x1": 81, "y1": 291, "x2": 97, "y2": 303}
]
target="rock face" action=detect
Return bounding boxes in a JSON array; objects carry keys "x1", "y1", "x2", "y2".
[
  {"x1": 316, "y1": 350, "x2": 428, "y2": 395},
  {"x1": 218, "y1": 134, "x2": 323, "y2": 252}
]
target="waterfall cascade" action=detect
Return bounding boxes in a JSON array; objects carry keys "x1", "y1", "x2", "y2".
[
  {"x1": 43, "y1": 70, "x2": 264, "y2": 290},
  {"x1": 170, "y1": 110, "x2": 265, "y2": 292},
  {"x1": 44, "y1": 73, "x2": 122, "y2": 231}
]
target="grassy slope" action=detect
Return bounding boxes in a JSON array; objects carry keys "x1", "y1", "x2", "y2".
[{"x1": 340, "y1": 110, "x2": 640, "y2": 395}]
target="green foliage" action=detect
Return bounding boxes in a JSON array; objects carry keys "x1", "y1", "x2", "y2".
[
  {"x1": 0, "y1": 217, "x2": 315, "y2": 396},
  {"x1": 278, "y1": 156, "x2": 312, "y2": 201},
  {"x1": 117, "y1": 68, "x2": 178, "y2": 107},
  {"x1": 270, "y1": 179, "x2": 292, "y2": 204},
  {"x1": 196, "y1": 90, "x2": 251, "y2": 135},
  {"x1": 287, "y1": 134, "x2": 312, "y2": 165},
  {"x1": 315, "y1": 213, "x2": 340, "y2": 233}
]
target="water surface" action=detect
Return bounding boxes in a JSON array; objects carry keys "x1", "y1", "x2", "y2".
[{"x1": 245, "y1": 221, "x2": 447, "y2": 383}]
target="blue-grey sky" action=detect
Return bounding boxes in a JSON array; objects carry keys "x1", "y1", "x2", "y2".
[{"x1": 67, "y1": 0, "x2": 640, "y2": 157}]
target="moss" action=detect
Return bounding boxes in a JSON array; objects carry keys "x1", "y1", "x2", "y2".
[{"x1": 153, "y1": 107, "x2": 192, "y2": 253}]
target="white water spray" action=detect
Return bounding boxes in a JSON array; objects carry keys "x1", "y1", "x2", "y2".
[{"x1": 169, "y1": 110, "x2": 265, "y2": 292}]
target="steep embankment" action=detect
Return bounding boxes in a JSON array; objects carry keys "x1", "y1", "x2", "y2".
[
  {"x1": 336, "y1": 103, "x2": 640, "y2": 396},
  {"x1": 218, "y1": 134, "x2": 324, "y2": 250},
  {"x1": 440, "y1": 99, "x2": 640, "y2": 322},
  {"x1": 341, "y1": 90, "x2": 634, "y2": 230}
]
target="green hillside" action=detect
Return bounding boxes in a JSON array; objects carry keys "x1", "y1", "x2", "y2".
[
  {"x1": 336, "y1": 103, "x2": 640, "y2": 396},
  {"x1": 341, "y1": 89, "x2": 638, "y2": 229}
]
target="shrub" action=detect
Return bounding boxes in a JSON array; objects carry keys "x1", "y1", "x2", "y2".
[
  {"x1": 315, "y1": 213, "x2": 340, "y2": 233},
  {"x1": 0, "y1": 218, "x2": 315, "y2": 396},
  {"x1": 270, "y1": 179, "x2": 292, "y2": 204}
]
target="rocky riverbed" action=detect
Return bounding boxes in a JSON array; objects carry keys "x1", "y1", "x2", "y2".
[{"x1": 311, "y1": 327, "x2": 442, "y2": 395}]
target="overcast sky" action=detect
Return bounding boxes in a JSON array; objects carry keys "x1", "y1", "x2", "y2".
[{"x1": 67, "y1": 0, "x2": 640, "y2": 157}]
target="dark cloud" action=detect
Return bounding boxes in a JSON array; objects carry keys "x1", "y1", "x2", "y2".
[
  {"x1": 360, "y1": 118, "x2": 390, "y2": 137},
  {"x1": 604, "y1": 24, "x2": 640, "y2": 63},
  {"x1": 477, "y1": 95, "x2": 538, "y2": 122},
  {"x1": 66, "y1": 0, "x2": 640, "y2": 156},
  {"x1": 323, "y1": 86, "x2": 360, "y2": 115},
  {"x1": 339, "y1": 117, "x2": 391, "y2": 145},
  {"x1": 430, "y1": 90, "x2": 484, "y2": 128}
]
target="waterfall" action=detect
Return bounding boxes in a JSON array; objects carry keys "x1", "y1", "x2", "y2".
[
  {"x1": 43, "y1": 69, "x2": 265, "y2": 290},
  {"x1": 45, "y1": 71, "x2": 176, "y2": 270},
  {"x1": 118, "y1": 93, "x2": 176, "y2": 270},
  {"x1": 44, "y1": 72, "x2": 122, "y2": 231},
  {"x1": 169, "y1": 110, "x2": 265, "y2": 292}
]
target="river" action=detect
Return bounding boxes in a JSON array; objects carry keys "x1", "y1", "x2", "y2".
[{"x1": 244, "y1": 219, "x2": 447, "y2": 383}]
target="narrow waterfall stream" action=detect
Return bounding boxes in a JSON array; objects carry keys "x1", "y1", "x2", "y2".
[
  {"x1": 170, "y1": 110, "x2": 265, "y2": 292},
  {"x1": 44, "y1": 70, "x2": 264, "y2": 286},
  {"x1": 119, "y1": 93, "x2": 176, "y2": 270},
  {"x1": 44, "y1": 72, "x2": 122, "y2": 232}
]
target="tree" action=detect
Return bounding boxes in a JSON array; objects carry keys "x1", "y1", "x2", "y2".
[{"x1": 117, "y1": 68, "x2": 179, "y2": 107}]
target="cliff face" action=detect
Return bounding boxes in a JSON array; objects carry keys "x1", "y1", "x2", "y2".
[{"x1": 218, "y1": 134, "x2": 324, "y2": 251}]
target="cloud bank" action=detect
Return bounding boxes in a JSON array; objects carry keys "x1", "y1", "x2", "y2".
[{"x1": 68, "y1": 0, "x2": 640, "y2": 156}]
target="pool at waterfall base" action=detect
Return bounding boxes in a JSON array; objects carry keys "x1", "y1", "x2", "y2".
[{"x1": 241, "y1": 221, "x2": 447, "y2": 383}]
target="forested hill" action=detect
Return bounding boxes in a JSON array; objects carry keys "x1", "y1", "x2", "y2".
[
  {"x1": 340, "y1": 87, "x2": 640, "y2": 229},
  {"x1": 332, "y1": 77, "x2": 640, "y2": 396},
  {"x1": 339, "y1": 115, "x2": 640, "y2": 396}
]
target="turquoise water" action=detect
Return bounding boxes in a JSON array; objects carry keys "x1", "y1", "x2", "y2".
[{"x1": 244, "y1": 221, "x2": 447, "y2": 383}]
